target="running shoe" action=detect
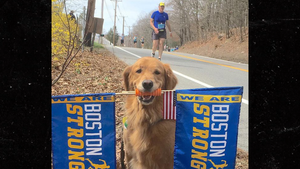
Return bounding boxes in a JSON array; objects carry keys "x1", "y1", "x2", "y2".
[{"x1": 151, "y1": 52, "x2": 155, "y2": 57}]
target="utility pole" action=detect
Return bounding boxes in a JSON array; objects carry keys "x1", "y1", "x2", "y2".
[
  {"x1": 85, "y1": 0, "x2": 96, "y2": 47},
  {"x1": 113, "y1": 0, "x2": 117, "y2": 46},
  {"x1": 100, "y1": 0, "x2": 104, "y2": 44},
  {"x1": 122, "y1": 16, "x2": 125, "y2": 35},
  {"x1": 82, "y1": 6, "x2": 86, "y2": 52},
  {"x1": 101, "y1": 0, "x2": 104, "y2": 18},
  {"x1": 111, "y1": 0, "x2": 122, "y2": 46},
  {"x1": 90, "y1": 19, "x2": 98, "y2": 52},
  {"x1": 125, "y1": 26, "x2": 131, "y2": 47}
]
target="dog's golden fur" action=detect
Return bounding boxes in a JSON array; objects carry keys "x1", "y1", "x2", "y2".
[{"x1": 122, "y1": 57, "x2": 178, "y2": 169}]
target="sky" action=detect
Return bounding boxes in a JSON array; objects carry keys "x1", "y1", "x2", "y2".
[{"x1": 66, "y1": 0, "x2": 168, "y2": 36}]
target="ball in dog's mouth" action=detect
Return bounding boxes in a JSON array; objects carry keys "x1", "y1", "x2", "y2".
[{"x1": 138, "y1": 95, "x2": 155, "y2": 105}]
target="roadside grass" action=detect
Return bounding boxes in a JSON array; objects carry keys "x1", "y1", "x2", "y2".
[{"x1": 94, "y1": 42, "x2": 104, "y2": 49}]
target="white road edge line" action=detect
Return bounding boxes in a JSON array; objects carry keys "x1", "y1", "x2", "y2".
[
  {"x1": 115, "y1": 46, "x2": 248, "y2": 105},
  {"x1": 116, "y1": 46, "x2": 141, "y2": 58}
]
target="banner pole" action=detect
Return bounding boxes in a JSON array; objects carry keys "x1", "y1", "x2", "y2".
[{"x1": 115, "y1": 90, "x2": 174, "y2": 95}]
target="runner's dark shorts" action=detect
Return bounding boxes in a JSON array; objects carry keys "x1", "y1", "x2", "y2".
[
  {"x1": 152, "y1": 29, "x2": 167, "y2": 40},
  {"x1": 121, "y1": 39, "x2": 124, "y2": 44}
]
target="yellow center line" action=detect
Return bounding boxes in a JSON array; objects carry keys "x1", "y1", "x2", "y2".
[{"x1": 165, "y1": 52, "x2": 248, "y2": 72}]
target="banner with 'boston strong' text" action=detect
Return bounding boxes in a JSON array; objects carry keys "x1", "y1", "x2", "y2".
[
  {"x1": 52, "y1": 93, "x2": 116, "y2": 169},
  {"x1": 174, "y1": 87, "x2": 243, "y2": 169}
]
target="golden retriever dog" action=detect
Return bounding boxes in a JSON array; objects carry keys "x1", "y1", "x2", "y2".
[{"x1": 122, "y1": 57, "x2": 178, "y2": 169}]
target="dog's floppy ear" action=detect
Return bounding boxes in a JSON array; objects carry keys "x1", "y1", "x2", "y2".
[
  {"x1": 123, "y1": 66, "x2": 132, "y2": 91},
  {"x1": 164, "y1": 64, "x2": 178, "y2": 90}
]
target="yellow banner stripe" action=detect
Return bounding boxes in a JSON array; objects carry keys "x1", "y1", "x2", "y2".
[
  {"x1": 177, "y1": 94, "x2": 241, "y2": 103},
  {"x1": 52, "y1": 96, "x2": 115, "y2": 103}
]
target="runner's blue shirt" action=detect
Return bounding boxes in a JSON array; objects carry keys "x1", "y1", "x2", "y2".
[{"x1": 151, "y1": 11, "x2": 169, "y2": 29}]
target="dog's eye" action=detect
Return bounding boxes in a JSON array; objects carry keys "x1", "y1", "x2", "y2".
[
  {"x1": 136, "y1": 69, "x2": 142, "y2": 73},
  {"x1": 154, "y1": 70, "x2": 160, "y2": 75}
]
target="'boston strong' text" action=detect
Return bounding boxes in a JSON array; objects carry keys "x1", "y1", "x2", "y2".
[
  {"x1": 190, "y1": 103, "x2": 229, "y2": 168},
  {"x1": 66, "y1": 104, "x2": 103, "y2": 169}
]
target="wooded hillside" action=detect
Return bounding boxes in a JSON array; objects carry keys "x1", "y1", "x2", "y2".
[{"x1": 129, "y1": 0, "x2": 248, "y2": 48}]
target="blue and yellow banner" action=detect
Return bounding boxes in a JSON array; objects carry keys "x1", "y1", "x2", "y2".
[
  {"x1": 52, "y1": 93, "x2": 116, "y2": 169},
  {"x1": 174, "y1": 87, "x2": 243, "y2": 169}
]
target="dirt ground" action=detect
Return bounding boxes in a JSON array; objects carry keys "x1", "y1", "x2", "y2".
[
  {"x1": 177, "y1": 34, "x2": 248, "y2": 64},
  {"x1": 52, "y1": 38, "x2": 248, "y2": 168}
]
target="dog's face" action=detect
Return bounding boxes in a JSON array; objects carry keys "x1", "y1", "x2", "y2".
[{"x1": 123, "y1": 57, "x2": 177, "y2": 105}]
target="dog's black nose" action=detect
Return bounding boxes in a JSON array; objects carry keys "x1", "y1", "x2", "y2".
[{"x1": 142, "y1": 80, "x2": 153, "y2": 90}]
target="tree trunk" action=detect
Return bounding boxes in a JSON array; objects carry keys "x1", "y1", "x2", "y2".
[
  {"x1": 195, "y1": 0, "x2": 200, "y2": 40},
  {"x1": 225, "y1": 0, "x2": 231, "y2": 39}
]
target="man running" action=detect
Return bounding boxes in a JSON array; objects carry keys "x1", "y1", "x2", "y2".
[
  {"x1": 150, "y1": 2, "x2": 172, "y2": 60},
  {"x1": 120, "y1": 34, "x2": 124, "y2": 46},
  {"x1": 133, "y1": 36, "x2": 137, "y2": 48},
  {"x1": 140, "y1": 36, "x2": 145, "y2": 49}
]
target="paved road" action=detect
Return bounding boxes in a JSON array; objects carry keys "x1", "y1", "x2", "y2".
[{"x1": 102, "y1": 38, "x2": 248, "y2": 152}]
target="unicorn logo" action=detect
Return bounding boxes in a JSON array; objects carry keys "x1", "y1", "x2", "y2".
[{"x1": 86, "y1": 158, "x2": 110, "y2": 169}]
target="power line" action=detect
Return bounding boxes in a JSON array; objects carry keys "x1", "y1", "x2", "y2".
[
  {"x1": 117, "y1": 4, "x2": 123, "y2": 16},
  {"x1": 116, "y1": 15, "x2": 121, "y2": 22},
  {"x1": 104, "y1": 0, "x2": 114, "y2": 23}
]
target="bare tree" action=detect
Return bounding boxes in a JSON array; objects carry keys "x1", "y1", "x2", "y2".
[
  {"x1": 130, "y1": 0, "x2": 249, "y2": 47},
  {"x1": 164, "y1": 0, "x2": 248, "y2": 45}
]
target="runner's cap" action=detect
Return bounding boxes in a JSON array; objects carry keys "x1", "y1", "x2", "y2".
[{"x1": 159, "y1": 2, "x2": 165, "y2": 6}]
